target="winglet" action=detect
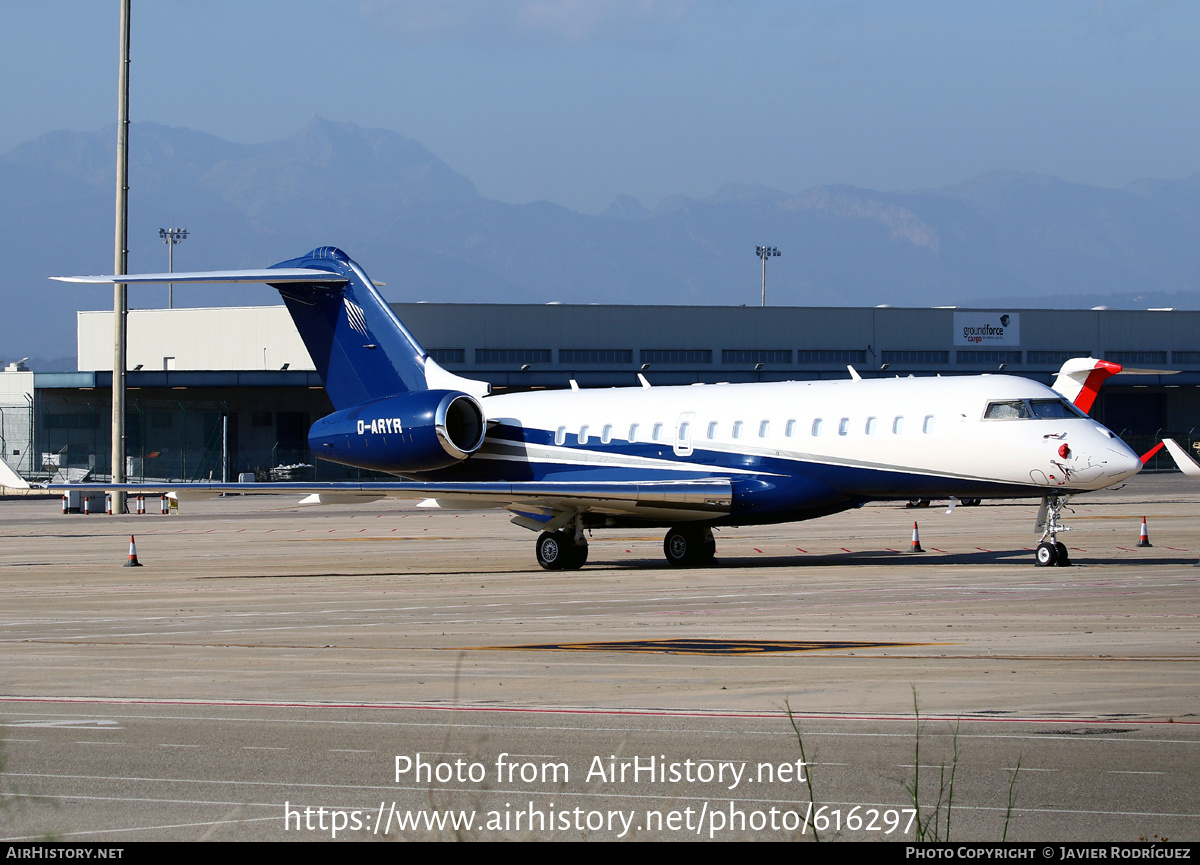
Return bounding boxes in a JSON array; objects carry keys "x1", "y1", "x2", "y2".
[
  {"x1": 1051, "y1": 358, "x2": 1122, "y2": 414},
  {"x1": 1162, "y1": 439, "x2": 1200, "y2": 478},
  {"x1": 0, "y1": 455, "x2": 29, "y2": 490}
]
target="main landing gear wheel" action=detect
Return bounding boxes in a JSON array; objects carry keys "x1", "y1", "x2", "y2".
[
  {"x1": 535, "y1": 531, "x2": 588, "y2": 571},
  {"x1": 663, "y1": 525, "x2": 717, "y2": 568}
]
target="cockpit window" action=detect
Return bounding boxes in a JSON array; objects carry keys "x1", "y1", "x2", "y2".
[
  {"x1": 984, "y1": 400, "x2": 1032, "y2": 420},
  {"x1": 984, "y1": 398, "x2": 1085, "y2": 420},
  {"x1": 1029, "y1": 398, "x2": 1084, "y2": 419}
]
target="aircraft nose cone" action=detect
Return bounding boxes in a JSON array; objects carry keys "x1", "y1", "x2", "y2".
[{"x1": 1104, "y1": 439, "x2": 1143, "y2": 483}]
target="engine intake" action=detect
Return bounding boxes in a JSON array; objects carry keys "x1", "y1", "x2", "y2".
[{"x1": 308, "y1": 389, "x2": 486, "y2": 473}]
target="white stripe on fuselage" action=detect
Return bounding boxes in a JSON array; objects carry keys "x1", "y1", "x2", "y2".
[{"x1": 476, "y1": 374, "x2": 1139, "y2": 492}]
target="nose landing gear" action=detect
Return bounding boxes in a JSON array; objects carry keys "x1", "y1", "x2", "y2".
[{"x1": 1035, "y1": 495, "x2": 1072, "y2": 567}]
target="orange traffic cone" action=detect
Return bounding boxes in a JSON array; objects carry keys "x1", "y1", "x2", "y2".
[
  {"x1": 1137, "y1": 517, "x2": 1152, "y2": 548},
  {"x1": 910, "y1": 521, "x2": 925, "y2": 553},
  {"x1": 123, "y1": 535, "x2": 143, "y2": 567}
]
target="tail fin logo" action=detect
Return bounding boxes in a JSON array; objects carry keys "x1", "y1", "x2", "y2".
[{"x1": 344, "y1": 298, "x2": 370, "y2": 337}]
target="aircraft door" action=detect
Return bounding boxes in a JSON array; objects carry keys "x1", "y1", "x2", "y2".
[{"x1": 674, "y1": 412, "x2": 695, "y2": 457}]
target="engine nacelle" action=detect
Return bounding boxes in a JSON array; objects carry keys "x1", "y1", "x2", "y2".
[{"x1": 308, "y1": 389, "x2": 486, "y2": 473}]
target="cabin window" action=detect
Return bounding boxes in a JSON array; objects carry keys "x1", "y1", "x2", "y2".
[
  {"x1": 652, "y1": 423, "x2": 664, "y2": 441},
  {"x1": 785, "y1": 419, "x2": 796, "y2": 437},
  {"x1": 678, "y1": 422, "x2": 690, "y2": 442},
  {"x1": 707, "y1": 421, "x2": 718, "y2": 439},
  {"x1": 555, "y1": 426, "x2": 566, "y2": 446},
  {"x1": 923, "y1": 415, "x2": 935, "y2": 434},
  {"x1": 811, "y1": 418, "x2": 823, "y2": 436},
  {"x1": 865, "y1": 416, "x2": 877, "y2": 435},
  {"x1": 578, "y1": 425, "x2": 589, "y2": 444},
  {"x1": 601, "y1": 424, "x2": 613, "y2": 444},
  {"x1": 838, "y1": 418, "x2": 850, "y2": 436},
  {"x1": 892, "y1": 416, "x2": 904, "y2": 434},
  {"x1": 759, "y1": 420, "x2": 770, "y2": 438},
  {"x1": 628, "y1": 423, "x2": 639, "y2": 443},
  {"x1": 732, "y1": 421, "x2": 743, "y2": 439}
]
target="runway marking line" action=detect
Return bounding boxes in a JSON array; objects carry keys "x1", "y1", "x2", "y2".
[{"x1": 467, "y1": 638, "x2": 931, "y2": 656}]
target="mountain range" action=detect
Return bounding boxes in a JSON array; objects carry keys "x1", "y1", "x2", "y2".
[{"x1": 3, "y1": 116, "x2": 1200, "y2": 368}]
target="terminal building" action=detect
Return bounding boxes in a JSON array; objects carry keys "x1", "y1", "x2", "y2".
[{"x1": 1, "y1": 303, "x2": 1196, "y2": 482}]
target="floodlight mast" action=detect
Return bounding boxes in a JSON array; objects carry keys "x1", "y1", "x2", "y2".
[
  {"x1": 755, "y1": 245, "x2": 780, "y2": 307},
  {"x1": 112, "y1": 0, "x2": 130, "y2": 512},
  {"x1": 159, "y1": 227, "x2": 189, "y2": 308}
]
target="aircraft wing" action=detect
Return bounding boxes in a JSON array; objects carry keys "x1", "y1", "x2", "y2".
[
  {"x1": 37, "y1": 478, "x2": 733, "y2": 527},
  {"x1": 1161, "y1": 439, "x2": 1200, "y2": 479}
]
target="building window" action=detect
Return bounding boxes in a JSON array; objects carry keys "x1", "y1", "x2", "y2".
[
  {"x1": 1172, "y1": 351, "x2": 1200, "y2": 364},
  {"x1": 427, "y1": 348, "x2": 465, "y2": 364},
  {"x1": 559, "y1": 349, "x2": 633, "y2": 364},
  {"x1": 795, "y1": 349, "x2": 867, "y2": 363},
  {"x1": 475, "y1": 348, "x2": 552, "y2": 364},
  {"x1": 1028, "y1": 350, "x2": 1090, "y2": 364},
  {"x1": 1105, "y1": 351, "x2": 1167, "y2": 364},
  {"x1": 640, "y1": 349, "x2": 712, "y2": 364},
  {"x1": 956, "y1": 350, "x2": 1022, "y2": 364},
  {"x1": 722, "y1": 349, "x2": 792, "y2": 364},
  {"x1": 880, "y1": 351, "x2": 949, "y2": 365}
]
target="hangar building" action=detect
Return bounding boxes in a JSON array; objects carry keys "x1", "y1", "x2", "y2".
[{"x1": 1, "y1": 303, "x2": 1195, "y2": 482}]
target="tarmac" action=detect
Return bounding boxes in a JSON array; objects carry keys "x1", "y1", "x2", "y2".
[{"x1": 1, "y1": 474, "x2": 1197, "y2": 841}]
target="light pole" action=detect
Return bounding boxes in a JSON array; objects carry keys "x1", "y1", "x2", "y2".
[
  {"x1": 755, "y1": 245, "x2": 780, "y2": 307},
  {"x1": 159, "y1": 227, "x2": 189, "y2": 308}
]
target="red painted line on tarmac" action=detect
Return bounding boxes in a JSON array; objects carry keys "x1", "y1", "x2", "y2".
[
  {"x1": 795, "y1": 548, "x2": 806, "y2": 553},
  {"x1": 840, "y1": 548, "x2": 852, "y2": 553},
  {"x1": 753, "y1": 548, "x2": 763, "y2": 553},
  {"x1": 1117, "y1": 547, "x2": 1135, "y2": 551},
  {"x1": 931, "y1": 548, "x2": 946, "y2": 552},
  {"x1": 976, "y1": 547, "x2": 991, "y2": 552},
  {"x1": 1166, "y1": 547, "x2": 1189, "y2": 552},
  {"x1": 886, "y1": 548, "x2": 899, "y2": 552},
  {"x1": 0, "y1": 694, "x2": 1193, "y2": 726}
]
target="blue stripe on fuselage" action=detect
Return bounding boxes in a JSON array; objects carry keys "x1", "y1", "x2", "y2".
[{"x1": 412, "y1": 423, "x2": 1060, "y2": 525}]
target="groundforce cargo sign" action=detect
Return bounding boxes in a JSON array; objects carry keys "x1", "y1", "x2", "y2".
[{"x1": 954, "y1": 312, "x2": 1020, "y2": 347}]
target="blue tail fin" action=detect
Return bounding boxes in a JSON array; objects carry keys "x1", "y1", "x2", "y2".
[{"x1": 268, "y1": 247, "x2": 429, "y2": 409}]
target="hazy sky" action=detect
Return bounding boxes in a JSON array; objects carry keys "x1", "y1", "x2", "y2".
[{"x1": 4, "y1": 1, "x2": 1199, "y2": 213}]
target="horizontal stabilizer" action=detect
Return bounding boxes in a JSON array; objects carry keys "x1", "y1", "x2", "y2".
[{"x1": 51, "y1": 268, "x2": 348, "y2": 285}]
